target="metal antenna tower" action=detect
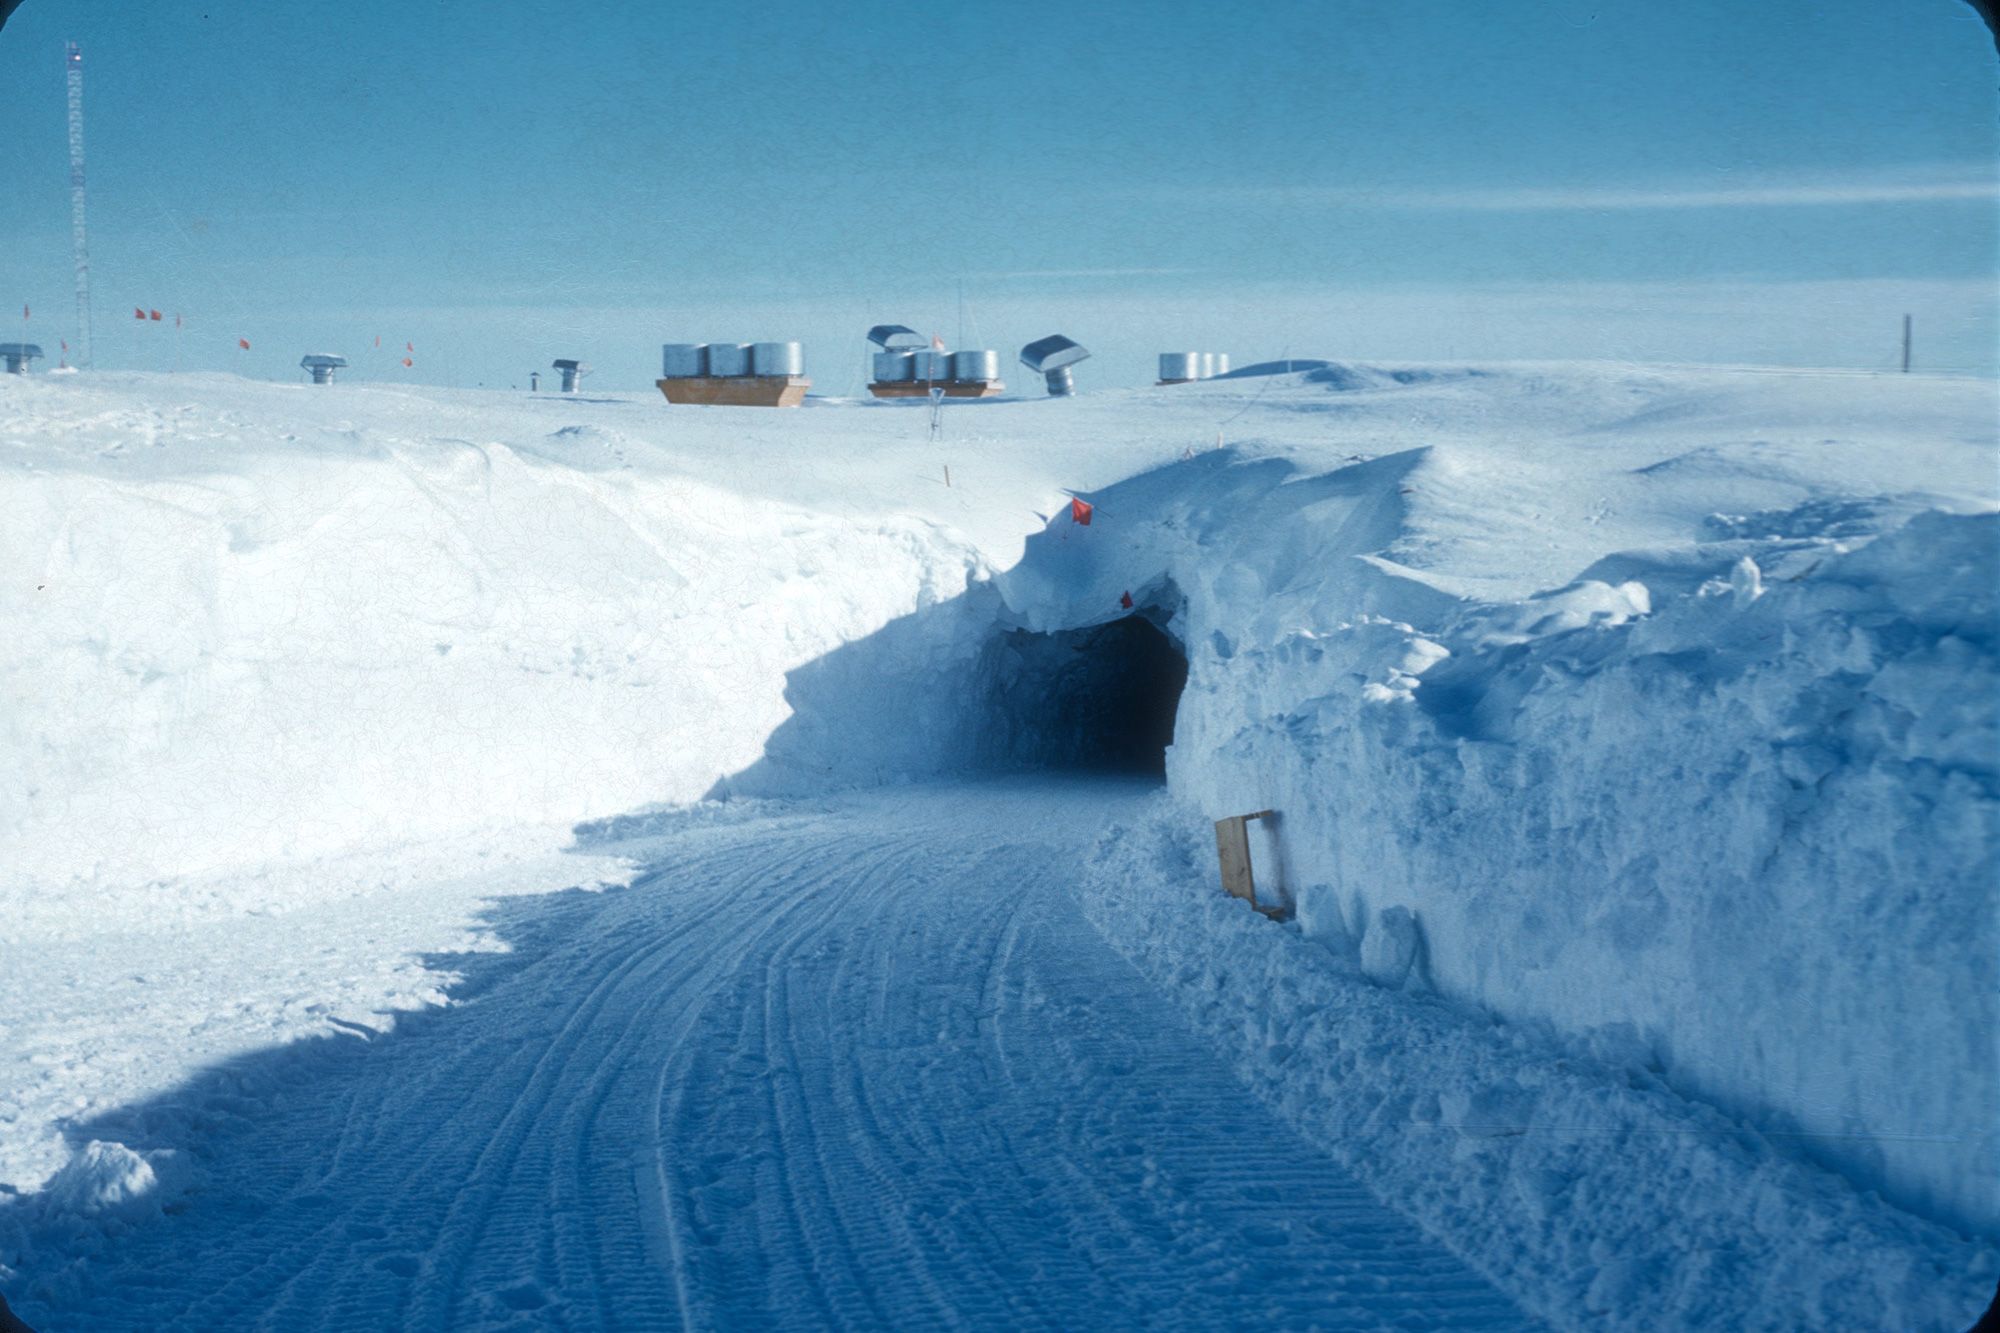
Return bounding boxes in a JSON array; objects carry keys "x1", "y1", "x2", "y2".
[{"x1": 65, "y1": 41, "x2": 92, "y2": 368}]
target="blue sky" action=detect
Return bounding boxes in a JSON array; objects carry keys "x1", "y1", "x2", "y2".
[{"x1": 1, "y1": 0, "x2": 1994, "y2": 389}]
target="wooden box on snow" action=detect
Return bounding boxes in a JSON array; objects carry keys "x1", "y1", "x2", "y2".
[
  {"x1": 867, "y1": 380, "x2": 1005, "y2": 399},
  {"x1": 657, "y1": 375, "x2": 810, "y2": 408}
]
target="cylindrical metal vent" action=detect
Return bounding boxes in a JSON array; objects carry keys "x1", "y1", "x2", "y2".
[
  {"x1": 1159, "y1": 352, "x2": 1199, "y2": 381},
  {"x1": 949, "y1": 349, "x2": 1000, "y2": 382},
  {"x1": 873, "y1": 351, "x2": 915, "y2": 382},
  {"x1": 750, "y1": 341, "x2": 803, "y2": 377},
  {"x1": 558, "y1": 366, "x2": 582, "y2": 392},
  {"x1": 912, "y1": 349, "x2": 950, "y2": 382},
  {"x1": 1043, "y1": 367, "x2": 1076, "y2": 397},
  {"x1": 702, "y1": 343, "x2": 751, "y2": 377},
  {"x1": 661, "y1": 343, "x2": 703, "y2": 377}
]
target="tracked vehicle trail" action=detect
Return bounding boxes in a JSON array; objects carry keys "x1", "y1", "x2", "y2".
[{"x1": 50, "y1": 781, "x2": 1538, "y2": 1330}]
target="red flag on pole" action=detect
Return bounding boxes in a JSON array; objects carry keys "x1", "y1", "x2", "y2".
[
  {"x1": 237, "y1": 337, "x2": 250, "y2": 350},
  {"x1": 402, "y1": 357, "x2": 413, "y2": 368},
  {"x1": 1120, "y1": 590, "x2": 1134, "y2": 609},
  {"x1": 134, "y1": 308, "x2": 146, "y2": 320},
  {"x1": 1070, "y1": 498, "x2": 1093, "y2": 526},
  {"x1": 405, "y1": 341, "x2": 413, "y2": 352},
  {"x1": 149, "y1": 310, "x2": 162, "y2": 321}
]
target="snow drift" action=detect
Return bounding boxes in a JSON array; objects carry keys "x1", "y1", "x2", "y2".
[
  {"x1": 0, "y1": 380, "x2": 991, "y2": 888},
  {"x1": 977, "y1": 446, "x2": 1999, "y2": 1238}
]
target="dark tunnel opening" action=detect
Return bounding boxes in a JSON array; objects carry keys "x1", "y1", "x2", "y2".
[{"x1": 979, "y1": 614, "x2": 1190, "y2": 779}]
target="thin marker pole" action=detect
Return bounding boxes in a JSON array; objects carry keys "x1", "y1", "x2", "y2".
[{"x1": 1901, "y1": 314, "x2": 1912, "y2": 373}]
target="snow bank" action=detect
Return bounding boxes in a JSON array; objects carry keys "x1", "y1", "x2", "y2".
[
  {"x1": 1204, "y1": 507, "x2": 2000, "y2": 1237},
  {"x1": 0, "y1": 377, "x2": 990, "y2": 889},
  {"x1": 985, "y1": 392, "x2": 1997, "y2": 1239}
]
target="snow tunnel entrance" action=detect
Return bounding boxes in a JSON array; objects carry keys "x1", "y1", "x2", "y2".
[{"x1": 979, "y1": 612, "x2": 1189, "y2": 779}]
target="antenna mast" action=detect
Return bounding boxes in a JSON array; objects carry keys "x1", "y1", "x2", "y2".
[{"x1": 65, "y1": 41, "x2": 92, "y2": 368}]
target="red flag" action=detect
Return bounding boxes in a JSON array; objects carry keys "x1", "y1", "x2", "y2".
[
  {"x1": 135, "y1": 308, "x2": 146, "y2": 320},
  {"x1": 237, "y1": 337, "x2": 250, "y2": 350},
  {"x1": 405, "y1": 341, "x2": 413, "y2": 353},
  {"x1": 149, "y1": 309, "x2": 162, "y2": 321},
  {"x1": 1070, "y1": 498, "x2": 1093, "y2": 526},
  {"x1": 60, "y1": 340, "x2": 67, "y2": 351},
  {"x1": 374, "y1": 335, "x2": 381, "y2": 348},
  {"x1": 402, "y1": 357, "x2": 413, "y2": 367},
  {"x1": 1120, "y1": 590, "x2": 1134, "y2": 609}
]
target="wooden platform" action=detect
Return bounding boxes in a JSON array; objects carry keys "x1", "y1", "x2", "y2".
[
  {"x1": 657, "y1": 375, "x2": 810, "y2": 408},
  {"x1": 867, "y1": 380, "x2": 1005, "y2": 399}
]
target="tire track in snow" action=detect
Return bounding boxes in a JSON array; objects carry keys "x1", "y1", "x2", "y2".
[{"x1": 37, "y1": 781, "x2": 1539, "y2": 1330}]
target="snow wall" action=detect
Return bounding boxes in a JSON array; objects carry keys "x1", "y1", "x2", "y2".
[
  {"x1": 0, "y1": 425, "x2": 997, "y2": 888},
  {"x1": 982, "y1": 453, "x2": 2000, "y2": 1242}
]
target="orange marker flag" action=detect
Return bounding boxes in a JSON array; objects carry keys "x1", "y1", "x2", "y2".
[
  {"x1": 401, "y1": 357, "x2": 413, "y2": 368},
  {"x1": 1120, "y1": 590, "x2": 1134, "y2": 609},
  {"x1": 149, "y1": 309, "x2": 162, "y2": 321},
  {"x1": 134, "y1": 307, "x2": 145, "y2": 320},
  {"x1": 237, "y1": 337, "x2": 250, "y2": 350},
  {"x1": 405, "y1": 341, "x2": 413, "y2": 353},
  {"x1": 1070, "y1": 497, "x2": 1093, "y2": 526},
  {"x1": 374, "y1": 335, "x2": 381, "y2": 348}
]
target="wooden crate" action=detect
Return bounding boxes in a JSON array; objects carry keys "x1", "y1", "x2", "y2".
[
  {"x1": 657, "y1": 375, "x2": 810, "y2": 408},
  {"x1": 867, "y1": 380, "x2": 1005, "y2": 399}
]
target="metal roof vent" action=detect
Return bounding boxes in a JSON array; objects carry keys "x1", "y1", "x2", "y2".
[
  {"x1": 867, "y1": 324, "x2": 927, "y2": 350},
  {"x1": 1159, "y1": 351, "x2": 1232, "y2": 384},
  {"x1": 553, "y1": 358, "x2": 590, "y2": 393},
  {"x1": 300, "y1": 353, "x2": 347, "y2": 384},
  {"x1": 1019, "y1": 334, "x2": 1090, "y2": 397},
  {"x1": 0, "y1": 343, "x2": 44, "y2": 375}
]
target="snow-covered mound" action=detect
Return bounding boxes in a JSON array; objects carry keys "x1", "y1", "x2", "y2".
[
  {"x1": 1, "y1": 388, "x2": 983, "y2": 890},
  {"x1": 3, "y1": 363, "x2": 1994, "y2": 1319},
  {"x1": 985, "y1": 436, "x2": 1998, "y2": 1239}
]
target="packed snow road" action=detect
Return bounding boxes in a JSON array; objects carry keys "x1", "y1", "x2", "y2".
[{"x1": 42, "y1": 780, "x2": 1537, "y2": 1331}]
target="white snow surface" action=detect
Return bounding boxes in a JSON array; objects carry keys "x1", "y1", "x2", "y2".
[{"x1": 2, "y1": 363, "x2": 1995, "y2": 1328}]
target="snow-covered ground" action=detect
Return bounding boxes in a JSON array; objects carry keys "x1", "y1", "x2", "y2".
[
  {"x1": 5, "y1": 782, "x2": 1547, "y2": 1330},
  {"x1": 2, "y1": 363, "x2": 1994, "y2": 1328}
]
